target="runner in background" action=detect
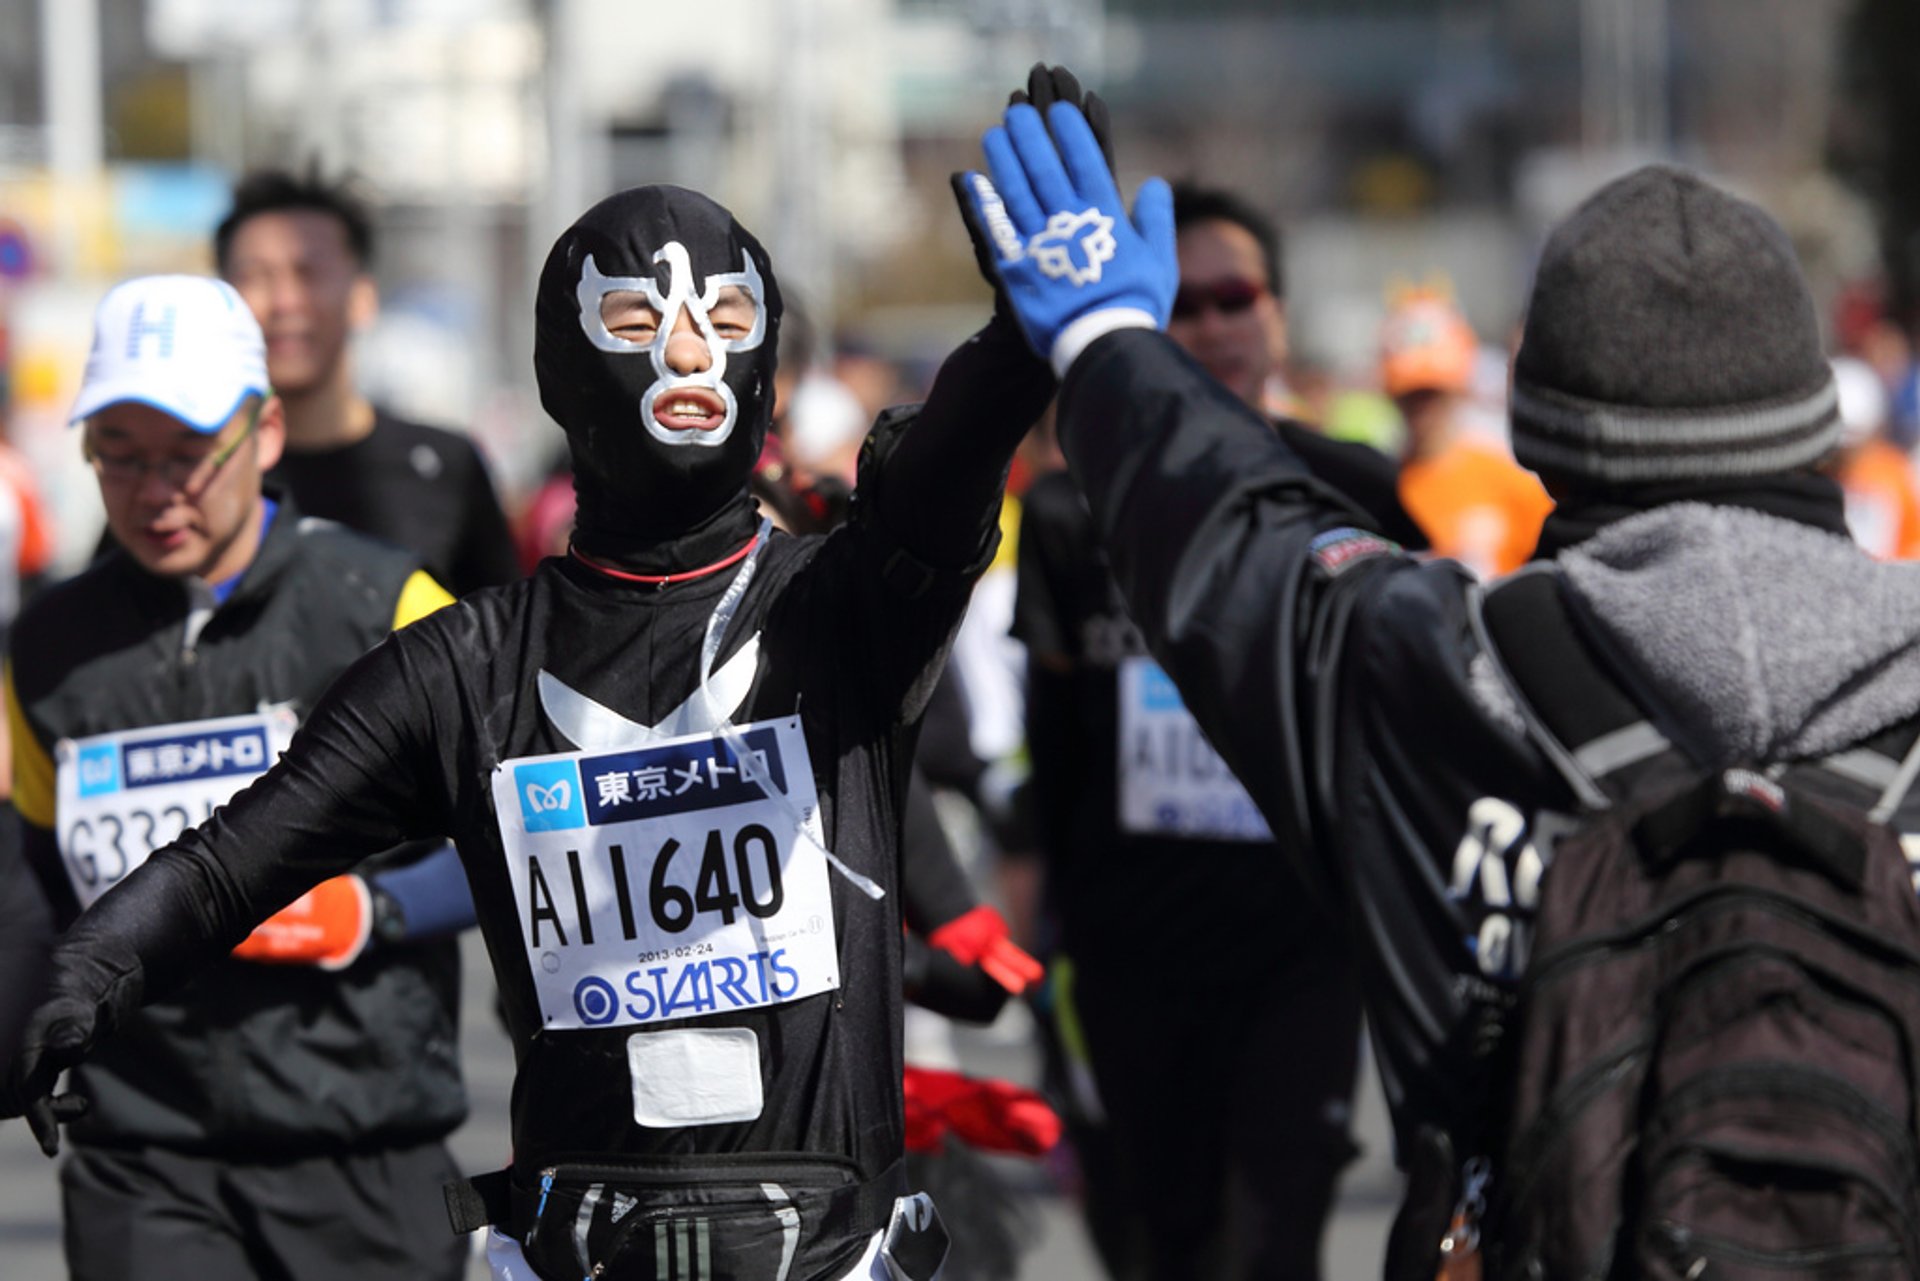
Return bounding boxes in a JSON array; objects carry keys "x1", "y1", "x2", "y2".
[
  {"x1": 1382, "y1": 284, "x2": 1552, "y2": 578},
  {"x1": 1013, "y1": 176, "x2": 1419, "y2": 1280},
  {"x1": 215, "y1": 167, "x2": 521, "y2": 596},
  {"x1": 1831, "y1": 354, "x2": 1920, "y2": 559},
  {"x1": 218, "y1": 168, "x2": 498, "y2": 950},
  {"x1": 3, "y1": 275, "x2": 465, "y2": 1281}
]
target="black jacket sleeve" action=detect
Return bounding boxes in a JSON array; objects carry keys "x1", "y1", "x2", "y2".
[
  {"x1": 1272, "y1": 419, "x2": 1428, "y2": 550},
  {"x1": 0, "y1": 808, "x2": 53, "y2": 1061},
  {"x1": 824, "y1": 317, "x2": 1055, "y2": 731},
  {"x1": 1056, "y1": 330, "x2": 1416, "y2": 904},
  {"x1": 899, "y1": 764, "x2": 976, "y2": 935},
  {"x1": 916, "y1": 667, "x2": 988, "y2": 799},
  {"x1": 1011, "y1": 488, "x2": 1083, "y2": 868},
  {"x1": 868, "y1": 318, "x2": 1055, "y2": 575}
]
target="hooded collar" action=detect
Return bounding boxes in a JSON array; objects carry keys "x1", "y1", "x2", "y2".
[{"x1": 1556, "y1": 500, "x2": 1920, "y2": 766}]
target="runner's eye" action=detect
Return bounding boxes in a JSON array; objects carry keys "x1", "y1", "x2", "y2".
[
  {"x1": 600, "y1": 292, "x2": 661, "y2": 345},
  {"x1": 708, "y1": 291, "x2": 757, "y2": 341}
]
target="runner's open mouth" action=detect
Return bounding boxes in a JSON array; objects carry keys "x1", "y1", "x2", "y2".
[{"x1": 653, "y1": 388, "x2": 728, "y2": 432}]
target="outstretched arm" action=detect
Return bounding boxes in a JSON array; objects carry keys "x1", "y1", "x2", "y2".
[{"x1": 867, "y1": 318, "x2": 1053, "y2": 574}]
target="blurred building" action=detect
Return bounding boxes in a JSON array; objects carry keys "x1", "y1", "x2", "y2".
[{"x1": 0, "y1": 0, "x2": 1891, "y2": 564}]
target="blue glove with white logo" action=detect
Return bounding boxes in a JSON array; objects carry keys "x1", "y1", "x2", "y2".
[{"x1": 962, "y1": 101, "x2": 1176, "y2": 376}]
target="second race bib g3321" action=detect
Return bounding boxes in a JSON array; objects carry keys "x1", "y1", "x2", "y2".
[
  {"x1": 55, "y1": 707, "x2": 298, "y2": 910},
  {"x1": 491, "y1": 716, "x2": 839, "y2": 1031}
]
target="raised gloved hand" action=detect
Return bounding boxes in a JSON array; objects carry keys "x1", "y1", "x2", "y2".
[
  {"x1": 950, "y1": 63, "x2": 1116, "y2": 332},
  {"x1": 3, "y1": 991, "x2": 100, "y2": 1156},
  {"x1": 230, "y1": 874, "x2": 374, "y2": 970},
  {"x1": 926, "y1": 904, "x2": 1043, "y2": 996},
  {"x1": 960, "y1": 97, "x2": 1175, "y2": 374}
]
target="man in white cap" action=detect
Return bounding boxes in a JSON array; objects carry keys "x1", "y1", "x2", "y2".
[{"x1": 1, "y1": 275, "x2": 468, "y2": 1281}]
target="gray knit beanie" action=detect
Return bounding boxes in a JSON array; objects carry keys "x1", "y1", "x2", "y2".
[{"x1": 1510, "y1": 165, "x2": 1838, "y2": 488}]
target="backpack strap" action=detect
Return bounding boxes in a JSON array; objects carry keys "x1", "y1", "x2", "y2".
[
  {"x1": 1866, "y1": 728, "x2": 1920, "y2": 824},
  {"x1": 1471, "y1": 564, "x2": 1674, "y2": 809},
  {"x1": 1480, "y1": 567, "x2": 1920, "y2": 828}
]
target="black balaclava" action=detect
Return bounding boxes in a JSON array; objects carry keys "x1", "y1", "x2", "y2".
[{"x1": 536, "y1": 186, "x2": 783, "y2": 568}]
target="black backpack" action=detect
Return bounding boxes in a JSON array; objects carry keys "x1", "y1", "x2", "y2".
[{"x1": 1476, "y1": 568, "x2": 1920, "y2": 1281}]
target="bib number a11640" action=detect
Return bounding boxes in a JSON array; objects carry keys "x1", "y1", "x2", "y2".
[
  {"x1": 492, "y1": 716, "x2": 839, "y2": 1031},
  {"x1": 54, "y1": 708, "x2": 296, "y2": 910}
]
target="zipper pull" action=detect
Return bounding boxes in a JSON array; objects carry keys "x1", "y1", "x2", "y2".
[
  {"x1": 1436, "y1": 1157, "x2": 1489, "y2": 1281},
  {"x1": 535, "y1": 1167, "x2": 556, "y2": 1218},
  {"x1": 527, "y1": 1165, "x2": 556, "y2": 1240}
]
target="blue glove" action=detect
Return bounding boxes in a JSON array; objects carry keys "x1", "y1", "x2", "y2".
[{"x1": 962, "y1": 101, "x2": 1176, "y2": 376}]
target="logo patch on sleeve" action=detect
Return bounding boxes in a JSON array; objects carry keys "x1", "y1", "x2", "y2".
[{"x1": 1309, "y1": 527, "x2": 1399, "y2": 576}]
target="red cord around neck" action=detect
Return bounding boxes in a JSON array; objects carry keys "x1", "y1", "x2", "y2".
[{"x1": 568, "y1": 531, "x2": 761, "y2": 587}]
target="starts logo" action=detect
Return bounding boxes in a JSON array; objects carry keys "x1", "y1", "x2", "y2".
[
  {"x1": 516, "y1": 760, "x2": 586, "y2": 832},
  {"x1": 1028, "y1": 208, "x2": 1117, "y2": 286}
]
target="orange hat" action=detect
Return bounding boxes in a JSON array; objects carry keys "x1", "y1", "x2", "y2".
[{"x1": 1379, "y1": 284, "x2": 1477, "y2": 398}]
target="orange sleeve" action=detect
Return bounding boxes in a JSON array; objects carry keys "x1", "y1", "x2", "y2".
[
  {"x1": 0, "y1": 452, "x2": 51, "y2": 577},
  {"x1": 15, "y1": 483, "x2": 50, "y2": 577},
  {"x1": 1896, "y1": 473, "x2": 1920, "y2": 561}
]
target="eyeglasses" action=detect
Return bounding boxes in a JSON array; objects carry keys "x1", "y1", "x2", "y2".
[
  {"x1": 1171, "y1": 277, "x2": 1266, "y2": 321},
  {"x1": 87, "y1": 400, "x2": 263, "y2": 491}
]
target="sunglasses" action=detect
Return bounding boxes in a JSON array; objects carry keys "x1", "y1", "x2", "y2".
[{"x1": 1171, "y1": 277, "x2": 1266, "y2": 320}]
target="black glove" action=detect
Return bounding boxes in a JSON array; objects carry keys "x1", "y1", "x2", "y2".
[
  {"x1": 1009, "y1": 62, "x2": 1115, "y2": 170},
  {"x1": 950, "y1": 63, "x2": 1118, "y2": 329},
  {"x1": 3, "y1": 993, "x2": 96, "y2": 1156}
]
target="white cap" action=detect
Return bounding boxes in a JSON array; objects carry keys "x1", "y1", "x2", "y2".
[
  {"x1": 69, "y1": 275, "x2": 269, "y2": 433},
  {"x1": 784, "y1": 373, "x2": 869, "y2": 467},
  {"x1": 1832, "y1": 355, "x2": 1889, "y2": 451}
]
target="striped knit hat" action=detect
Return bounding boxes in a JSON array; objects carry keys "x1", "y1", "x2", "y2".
[{"x1": 1510, "y1": 165, "x2": 1838, "y2": 488}]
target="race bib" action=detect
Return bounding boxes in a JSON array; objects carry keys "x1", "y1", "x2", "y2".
[
  {"x1": 491, "y1": 716, "x2": 839, "y2": 1032},
  {"x1": 55, "y1": 708, "x2": 297, "y2": 910},
  {"x1": 1116, "y1": 657, "x2": 1272, "y2": 841}
]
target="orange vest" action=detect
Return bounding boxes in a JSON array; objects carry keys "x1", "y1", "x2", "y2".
[
  {"x1": 1840, "y1": 438, "x2": 1920, "y2": 561},
  {"x1": 1398, "y1": 439, "x2": 1553, "y2": 580}
]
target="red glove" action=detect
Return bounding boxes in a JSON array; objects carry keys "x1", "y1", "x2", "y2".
[
  {"x1": 926, "y1": 905, "x2": 1043, "y2": 995},
  {"x1": 231, "y1": 875, "x2": 373, "y2": 971},
  {"x1": 903, "y1": 1065, "x2": 1061, "y2": 1156}
]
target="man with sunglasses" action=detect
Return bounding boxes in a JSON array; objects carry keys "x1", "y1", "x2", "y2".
[
  {"x1": 1165, "y1": 186, "x2": 1288, "y2": 413},
  {"x1": 1, "y1": 275, "x2": 467, "y2": 1281},
  {"x1": 1012, "y1": 184, "x2": 1422, "y2": 1278}
]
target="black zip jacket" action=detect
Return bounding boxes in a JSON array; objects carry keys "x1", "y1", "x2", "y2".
[
  {"x1": 1053, "y1": 329, "x2": 1920, "y2": 1167},
  {"x1": 4, "y1": 498, "x2": 463, "y2": 1157}
]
